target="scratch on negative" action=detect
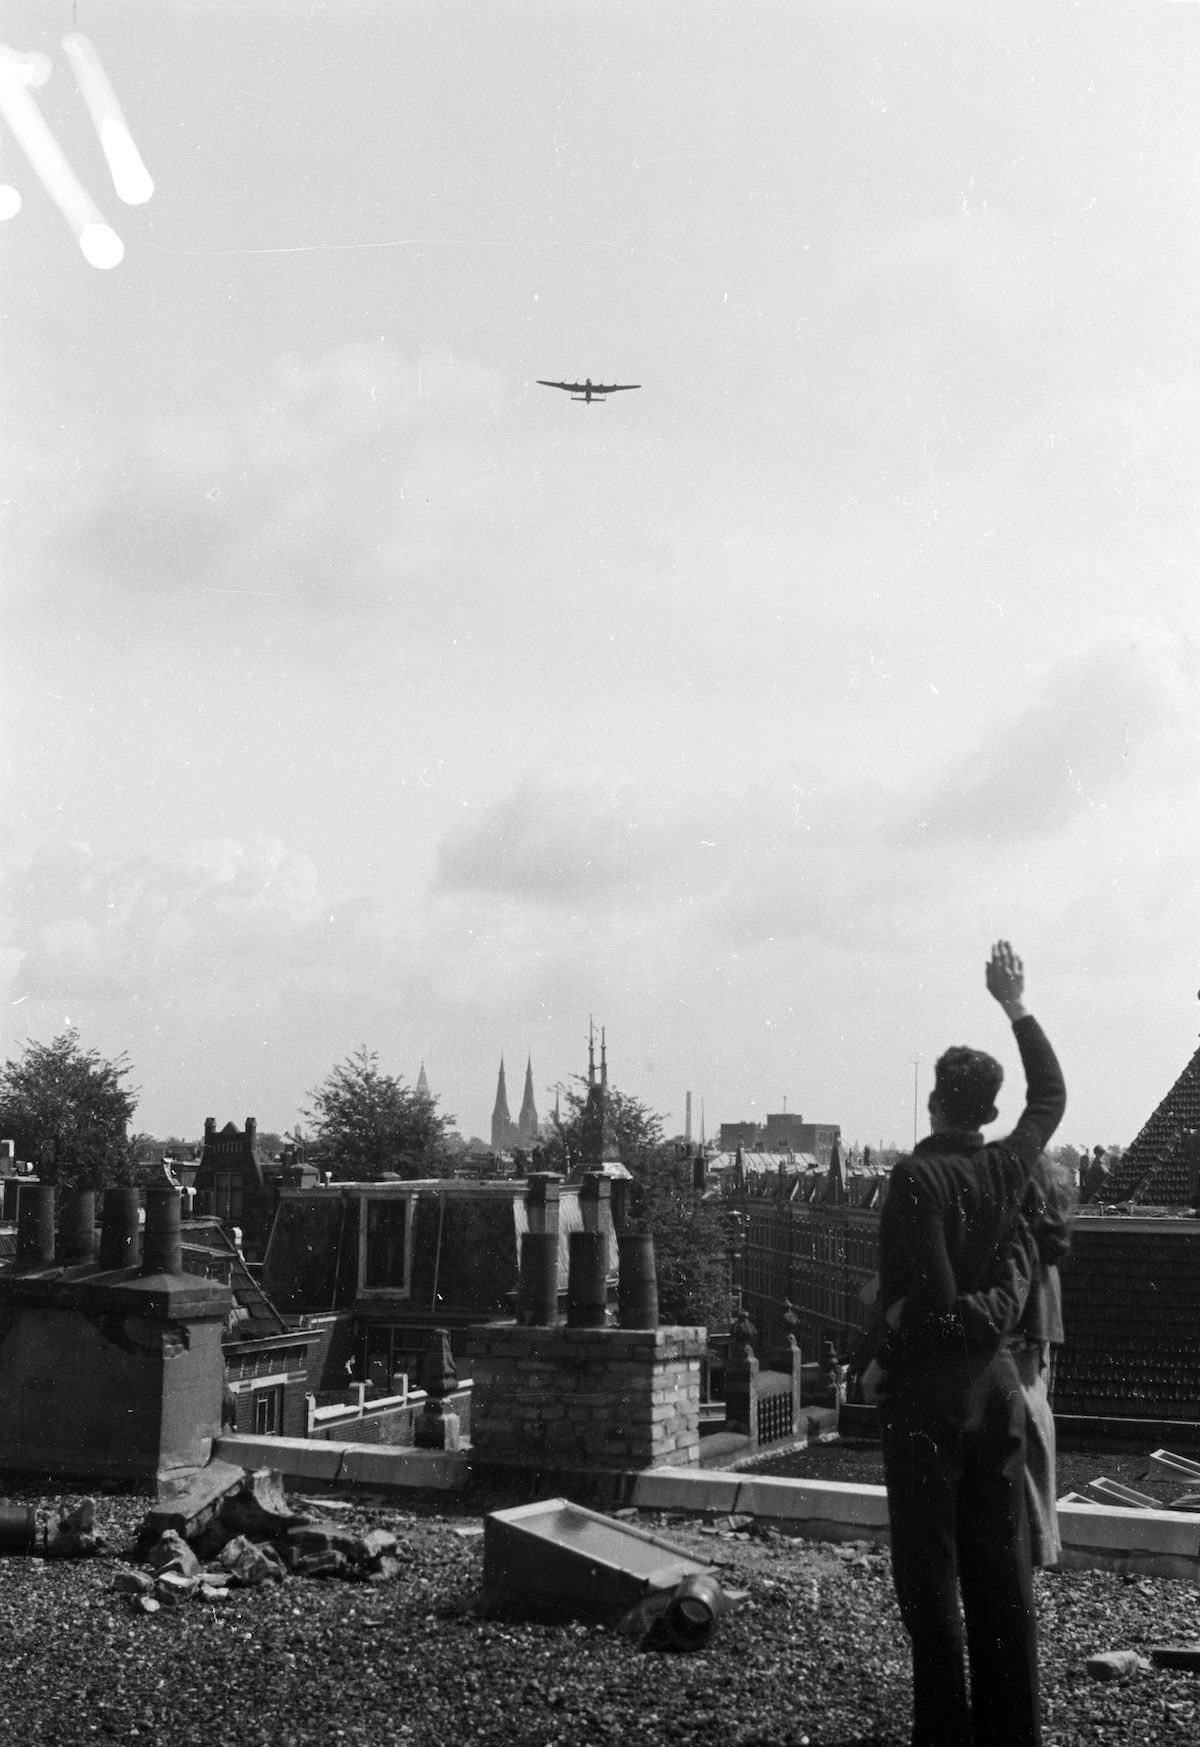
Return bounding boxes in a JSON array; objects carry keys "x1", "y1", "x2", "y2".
[{"x1": 150, "y1": 236, "x2": 688, "y2": 267}]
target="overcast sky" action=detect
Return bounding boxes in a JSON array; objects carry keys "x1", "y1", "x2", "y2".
[{"x1": 3, "y1": 1, "x2": 1200, "y2": 1151}]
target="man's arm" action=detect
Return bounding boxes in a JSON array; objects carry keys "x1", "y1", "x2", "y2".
[
  {"x1": 884, "y1": 1216, "x2": 1039, "y2": 1352},
  {"x1": 986, "y1": 938, "x2": 1067, "y2": 1164},
  {"x1": 1004, "y1": 1018, "x2": 1067, "y2": 1161},
  {"x1": 954, "y1": 1217, "x2": 1039, "y2": 1345}
]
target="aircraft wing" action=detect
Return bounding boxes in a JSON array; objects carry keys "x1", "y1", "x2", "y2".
[
  {"x1": 595, "y1": 383, "x2": 640, "y2": 393},
  {"x1": 537, "y1": 380, "x2": 585, "y2": 393}
]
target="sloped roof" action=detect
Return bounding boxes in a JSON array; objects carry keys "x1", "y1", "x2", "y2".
[
  {"x1": 1106, "y1": 1035, "x2": 1200, "y2": 1204},
  {"x1": 1055, "y1": 1220, "x2": 1200, "y2": 1418},
  {"x1": 181, "y1": 1218, "x2": 289, "y2": 1340}
]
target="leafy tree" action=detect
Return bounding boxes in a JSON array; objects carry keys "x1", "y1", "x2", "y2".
[
  {"x1": 302, "y1": 1046, "x2": 455, "y2": 1180},
  {"x1": 545, "y1": 1079, "x2": 734, "y2": 1328},
  {"x1": 540, "y1": 1078, "x2": 665, "y2": 1174},
  {"x1": 0, "y1": 1031, "x2": 139, "y2": 1192},
  {"x1": 631, "y1": 1147, "x2": 736, "y2": 1329}
]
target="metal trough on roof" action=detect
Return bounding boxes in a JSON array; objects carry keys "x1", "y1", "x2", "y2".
[{"x1": 480, "y1": 1497, "x2": 722, "y2": 1632}]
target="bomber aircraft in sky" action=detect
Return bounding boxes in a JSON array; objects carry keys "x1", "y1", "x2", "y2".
[{"x1": 537, "y1": 377, "x2": 641, "y2": 404}]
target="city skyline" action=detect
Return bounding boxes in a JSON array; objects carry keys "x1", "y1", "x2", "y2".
[{"x1": 5, "y1": 5, "x2": 1200, "y2": 1152}]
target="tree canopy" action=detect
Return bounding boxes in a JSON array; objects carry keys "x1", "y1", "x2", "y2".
[
  {"x1": 0, "y1": 1031, "x2": 139, "y2": 1192},
  {"x1": 302, "y1": 1046, "x2": 455, "y2": 1180}
]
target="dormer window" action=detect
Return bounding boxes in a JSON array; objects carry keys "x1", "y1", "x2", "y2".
[{"x1": 361, "y1": 1196, "x2": 410, "y2": 1293}]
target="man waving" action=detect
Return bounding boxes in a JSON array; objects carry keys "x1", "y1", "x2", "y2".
[{"x1": 877, "y1": 941, "x2": 1066, "y2": 1747}]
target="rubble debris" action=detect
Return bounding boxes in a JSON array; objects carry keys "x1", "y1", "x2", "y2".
[
  {"x1": 57, "y1": 1498, "x2": 96, "y2": 1536},
  {"x1": 1086, "y1": 1650, "x2": 1151, "y2": 1682},
  {"x1": 1, "y1": 1496, "x2": 107, "y2": 1561},
  {"x1": 216, "y1": 1535, "x2": 287, "y2": 1587},
  {"x1": 146, "y1": 1529, "x2": 201, "y2": 1578},
  {"x1": 211, "y1": 1467, "x2": 310, "y2": 1541},
  {"x1": 117, "y1": 1460, "x2": 408, "y2": 1613},
  {"x1": 112, "y1": 1571, "x2": 155, "y2": 1597},
  {"x1": 141, "y1": 1461, "x2": 247, "y2": 1545},
  {"x1": 153, "y1": 1570, "x2": 201, "y2": 1607}
]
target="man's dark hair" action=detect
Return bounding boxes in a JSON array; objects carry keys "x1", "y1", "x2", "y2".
[{"x1": 933, "y1": 1046, "x2": 1004, "y2": 1128}]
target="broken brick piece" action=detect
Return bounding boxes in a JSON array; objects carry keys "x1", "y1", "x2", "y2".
[
  {"x1": 154, "y1": 1571, "x2": 201, "y2": 1606},
  {"x1": 44, "y1": 1529, "x2": 105, "y2": 1561},
  {"x1": 112, "y1": 1571, "x2": 155, "y2": 1596},
  {"x1": 292, "y1": 1548, "x2": 347, "y2": 1578},
  {"x1": 57, "y1": 1498, "x2": 96, "y2": 1536},
  {"x1": 140, "y1": 1461, "x2": 247, "y2": 1547},
  {"x1": 218, "y1": 1536, "x2": 286, "y2": 1587},
  {"x1": 146, "y1": 1529, "x2": 201, "y2": 1578},
  {"x1": 216, "y1": 1469, "x2": 310, "y2": 1541},
  {"x1": 358, "y1": 1528, "x2": 399, "y2": 1562},
  {"x1": 1086, "y1": 1651, "x2": 1150, "y2": 1682}
]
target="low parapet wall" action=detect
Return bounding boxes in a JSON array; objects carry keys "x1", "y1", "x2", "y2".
[
  {"x1": 213, "y1": 1434, "x2": 467, "y2": 1491},
  {"x1": 210, "y1": 1436, "x2": 1200, "y2": 1583},
  {"x1": 630, "y1": 1468, "x2": 1200, "y2": 1584}
]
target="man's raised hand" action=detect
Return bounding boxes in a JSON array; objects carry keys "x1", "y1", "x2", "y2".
[{"x1": 986, "y1": 940, "x2": 1027, "y2": 1018}]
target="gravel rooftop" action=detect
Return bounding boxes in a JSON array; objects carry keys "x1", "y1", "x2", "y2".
[{"x1": 1, "y1": 1444, "x2": 1198, "y2": 1747}]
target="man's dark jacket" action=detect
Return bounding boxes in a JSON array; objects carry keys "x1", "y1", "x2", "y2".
[{"x1": 879, "y1": 1016, "x2": 1066, "y2": 1363}]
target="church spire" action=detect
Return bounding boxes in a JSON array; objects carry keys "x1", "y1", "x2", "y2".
[
  {"x1": 491, "y1": 1057, "x2": 514, "y2": 1152},
  {"x1": 580, "y1": 1022, "x2": 621, "y2": 1167},
  {"x1": 517, "y1": 1055, "x2": 539, "y2": 1146},
  {"x1": 416, "y1": 1061, "x2": 430, "y2": 1099}
]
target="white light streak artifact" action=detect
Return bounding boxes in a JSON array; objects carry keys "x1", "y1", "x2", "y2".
[{"x1": 61, "y1": 33, "x2": 153, "y2": 205}]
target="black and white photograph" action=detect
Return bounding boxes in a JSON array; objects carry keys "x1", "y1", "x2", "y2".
[{"x1": 3, "y1": 5, "x2": 1200, "y2": 1744}]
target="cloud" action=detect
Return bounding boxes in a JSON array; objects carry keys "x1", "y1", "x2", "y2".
[
  {"x1": 55, "y1": 341, "x2": 527, "y2": 613},
  {"x1": 435, "y1": 782, "x2": 671, "y2": 902},
  {"x1": 908, "y1": 624, "x2": 1190, "y2": 843},
  {"x1": 431, "y1": 769, "x2": 927, "y2": 987},
  {"x1": 1, "y1": 837, "x2": 329, "y2": 1003},
  {"x1": 433, "y1": 772, "x2": 859, "y2": 908},
  {"x1": 858, "y1": 210, "x2": 1053, "y2": 343}
]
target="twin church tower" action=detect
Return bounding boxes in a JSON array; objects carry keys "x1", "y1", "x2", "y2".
[{"x1": 490, "y1": 1055, "x2": 540, "y2": 1153}]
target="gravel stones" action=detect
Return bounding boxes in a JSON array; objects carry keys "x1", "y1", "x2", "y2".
[{"x1": 0, "y1": 1473, "x2": 1198, "y2": 1744}]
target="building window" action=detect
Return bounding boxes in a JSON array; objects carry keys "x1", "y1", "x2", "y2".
[
  {"x1": 361, "y1": 1324, "x2": 414, "y2": 1391},
  {"x1": 363, "y1": 1198, "x2": 409, "y2": 1291},
  {"x1": 214, "y1": 1172, "x2": 243, "y2": 1225},
  {"x1": 253, "y1": 1387, "x2": 283, "y2": 1435}
]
